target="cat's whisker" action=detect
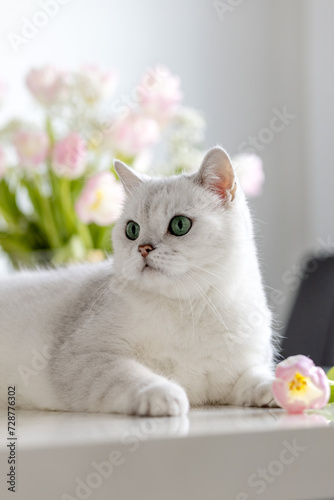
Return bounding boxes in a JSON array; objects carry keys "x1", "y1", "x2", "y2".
[
  {"x1": 189, "y1": 262, "x2": 229, "y2": 285},
  {"x1": 90, "y1": 276, "x2": 123, "y2": 312},
  {"x1": 100, "y1": 278, "x2": 129, "y2": 319},
  {"x1": 184, "y1": 272, "x2": 229, "y2": 331},
  {"x1": 88, "y1": 268, "x2": 126, "y2": 308},
  {"x1": 150, "y1": 251, "x2": 223, "y2": 271},
  {"x1": 177, "y1": 274, "x2": 196, "y2": 340},
  {"x1": 86, "y1": 276, "x2": 116, "y2": 311},
  {"x1": 150, "y1": 253, "x2": 230, "y2": 287},
  {"x1": 187, "y1": 270, "x2": 230, "y2": 329},
  {"x1": 170, "y1": 275, "x2": 184, "y2": 325},
  {"x1": 187, "y1": 265, "x2": 230, "y2": 302},
  {"x1": 88, "y1": 257, "x2": 138, "y2": 312}
]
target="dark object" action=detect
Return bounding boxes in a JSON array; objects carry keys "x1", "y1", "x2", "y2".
[{"x1": 282, "y1": 255, "x2": 334, "y2": 365}]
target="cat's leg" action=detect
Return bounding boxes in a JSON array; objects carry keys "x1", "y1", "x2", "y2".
[
  {"x1": 52, "y1": 356, "x2": 189, "y2": 416},
  {"x1": 227, "y1": 365, "x2": 277, "y2": 408}
]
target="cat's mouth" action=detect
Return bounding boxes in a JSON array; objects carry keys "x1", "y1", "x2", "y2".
[
  {"x1": 142, "y1": 262, "x2": 160, "y2": 274},
  {"x1": 143, "y1": 263, "x2": 155, "y2": 271}
]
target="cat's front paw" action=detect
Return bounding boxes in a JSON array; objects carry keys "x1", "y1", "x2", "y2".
[
  {"x1": 240, "y1": 381, "x2": 277, "y2": 408},
  {"x1": 133, "y1": 381, "x2": 189, "y2": 417},
  {"x1": 229, "y1": 366, "x2": 279, "y2": 408}
]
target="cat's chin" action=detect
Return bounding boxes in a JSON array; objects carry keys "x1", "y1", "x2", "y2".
[
  {"x1": 116, "y1": 259, "x2": 199, "y2": 299},
  {"x1": 140, "y1": 259, "x2": 175, "y2": 277},
  {"x1": 140, "y1": 265, "x2": 174, "y2": 290},
  {"x1": 130, "y1": 269, "x2": 200, "y2": 300}
]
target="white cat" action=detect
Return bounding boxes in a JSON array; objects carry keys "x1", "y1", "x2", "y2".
[{"x1": 0, "y1": 146, "x2": 276, "y2": 416}]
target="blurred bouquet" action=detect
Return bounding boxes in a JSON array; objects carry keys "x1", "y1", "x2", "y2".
[{"x1": 0, "y1": 64, "x2": 264, "y2": 267}]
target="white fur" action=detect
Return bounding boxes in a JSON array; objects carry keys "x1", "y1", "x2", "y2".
[{"x1": 0, "y1": 147, "x2": 276, "y2": 416}]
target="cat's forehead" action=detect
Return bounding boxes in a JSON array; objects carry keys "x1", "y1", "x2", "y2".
[{"x1": 126, "y1": 176, "x2": 205, "y2": 219}]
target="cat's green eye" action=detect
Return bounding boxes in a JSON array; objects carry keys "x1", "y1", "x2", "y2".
[
  {"x1": 169, "y1": 216, "x2": 192, "y2": 236},
  {"x1": 126, "y1": 221, "x2": 140, "y2": 240}
]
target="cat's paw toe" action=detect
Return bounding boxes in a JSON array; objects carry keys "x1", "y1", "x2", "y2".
[
  {"x1": 244, "y1": 382, "x2": 278, "y2": 408},
  {"x1": 133, "y1": 381, "x2": 189, "y2": 417}
]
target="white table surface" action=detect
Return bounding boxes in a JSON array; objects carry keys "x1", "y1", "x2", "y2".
[{"x1": 0, "y1": 405, "x2": 334, "y2": 500}]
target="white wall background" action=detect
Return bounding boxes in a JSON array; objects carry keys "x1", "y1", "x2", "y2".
[{"x1": 0, "y1": 0, "x2": 333, "y2": 327}]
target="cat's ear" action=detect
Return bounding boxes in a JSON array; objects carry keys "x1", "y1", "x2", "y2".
[
  {"x1": 113, "y1": 160, "x2": 143, "y2": 193},
  {"x1": 195, "y1": 146, "x2": 237, "y2": 202}
]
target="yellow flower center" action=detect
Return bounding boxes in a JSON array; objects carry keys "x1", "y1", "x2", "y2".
[
  {"x1": 289, "y1": 372, "x2": 308, "y2": 393},
  {"x1": 91, "y1": 189, "x2": 105, "y2": 210}
]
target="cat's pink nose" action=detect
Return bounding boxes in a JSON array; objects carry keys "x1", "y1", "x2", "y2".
[{"x1": 138, "y1": 244, "x2": 154, "y2": 258}]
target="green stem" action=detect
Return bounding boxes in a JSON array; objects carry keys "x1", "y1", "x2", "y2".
[
  {"x1": 59, "y1": 177, "x2": 77, "y2": 233},
  {"x1": 48, "y1": 170, "x2": 72, "y2": 239},
  {"x1": 45, "y1": 116, "x2": 56, "y2": 146},
  {"x1": 22, "y1": 176, "x2": 61, "y2": 248},
  {"x1": 41, "y1": 197, "x2": 62, "y2": 248},
  {"x1": 76, "y1": 222, "x2": 93, "y2": 249}
]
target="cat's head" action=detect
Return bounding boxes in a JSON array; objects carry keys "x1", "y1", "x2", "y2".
[{"x1": 112, "y1": 146, "x2": 251, "y2": 299}]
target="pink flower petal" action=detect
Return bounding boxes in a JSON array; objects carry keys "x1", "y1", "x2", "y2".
[
  {"x1": 273, "y1": 355, "x2": 330, "y2": 413},
  {"x1": 75, "y1": 171, "x2": 124, "y2": 226},
  {"x1": 26, "y1": 66, "x2": 68, "y2": 106},
  {"x1": 232, "y1": 154, "x2": 264, "y2": 198},
  {"x1": 14, "y1": 130, "x2": 49, "y2": 166},
  {"x1": 275, "y1": 355, "x2": 314, "y2": 380},
  {"x1": 52, "y1": 133, "x2": 87, "y2": 179},
  {"x1": 105, "y1": 111, "x2": 160, "y2": 157},
  {"x1": 138, "y1": 65, "x2": 182, "y2": 126}
]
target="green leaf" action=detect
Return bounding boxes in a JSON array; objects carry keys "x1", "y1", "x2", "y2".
[
  {"x1": 0, "y1": 179, "x2": 22, "y2": 225},
  {"x1": 327, "y1": 367, "x2": 334, "y2": 380},
  {"x1": 327, "y1": 367, "x2": 334, "y2": 404},
  {"x1": 0, "y1": 232, "x2": 31, "y2": 253},
  {"x1": 21, "y1": 177, "x2": 62, "y2": 248}
]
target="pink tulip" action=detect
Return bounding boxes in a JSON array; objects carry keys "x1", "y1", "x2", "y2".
[
  {"x1": 232, "y1": 154, "x2": 264, "y2": 197},
  {"x1": 14, "y1": 130, "x2": 49, "y2": 166},
  {"x1": 106, "y1": 111, "x2": 160, "y2": 157},
  {"x1": 77, "y1": 65, "x2": 119, "y2": 103},
  {"x1": 26, "y1": 66, "x2": 67, "y2": 106},
  {"x1": 52, "y1": 133, "x2": 87, "y2": 179},
  {"x1": 138, "y1": 65, "x2": 183, "y2": 125},
  {"x1": 272, "y1": 355, "x2": 330, "y2": 413},
  {"x1": 75, "y1": 171, "x2": 124, "y2": 226},
  {"x1": 0, "y1": 146, "x2": 6, "y2": 178}
]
